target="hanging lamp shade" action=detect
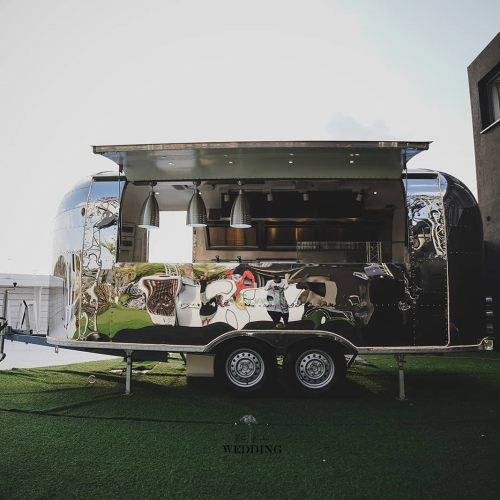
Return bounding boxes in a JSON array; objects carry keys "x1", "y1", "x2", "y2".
[
  {"x1": 186, "y1": 186, "x2": 207, "y2": 227},
  {"x1": 138, "y1": 187, "x2": 160, "y2": 229},
  {"x1": 230, "y1": 183, "x2": 251, "y2": 228}
]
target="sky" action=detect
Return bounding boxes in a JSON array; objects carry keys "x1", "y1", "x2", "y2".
[{"x1": 0, "y1": 0, "x2": 499, "y2": 275}]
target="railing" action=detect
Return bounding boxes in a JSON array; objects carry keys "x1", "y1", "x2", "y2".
[{"x1": 296, "y1": 241, "x2": 403, "y2": 263}]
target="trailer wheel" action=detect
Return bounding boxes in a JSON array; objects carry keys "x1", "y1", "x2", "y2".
[
  {"x1": 284, "y1": 341, "x2": 346, "y2": 396},
  {"x1": 214, "y1": 340, "x2": 276, "y2": 395}
]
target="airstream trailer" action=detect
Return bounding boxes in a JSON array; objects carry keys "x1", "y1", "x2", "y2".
[{"x1": 0, "y1": 141, "x2": 492, "y2": 397}]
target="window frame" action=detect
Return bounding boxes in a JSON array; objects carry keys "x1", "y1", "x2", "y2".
[{"x1": 479, "y1": 62, "x2": 500, "y2": 132}]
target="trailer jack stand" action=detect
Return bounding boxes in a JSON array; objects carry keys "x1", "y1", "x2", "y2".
[
  {"x1": 0, "y1": 324, "x2": 7, "y2": 362},
  {"x1": 395, "y1": 355, "x2": 408, "y2": 401},
  {"x1": 1, "y1": 305, "x2": 9, "y2": 362},
  {"x1": 125, "y1": 350, "x2": 134, "y2": 396}
]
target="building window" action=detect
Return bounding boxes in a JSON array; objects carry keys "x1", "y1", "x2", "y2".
[
  {"x1": 479, "y1": 63, "x2": 500, "y2": 130},
  {"x1": 489, "y1": 73, "x2": 500, "y2": 124}
]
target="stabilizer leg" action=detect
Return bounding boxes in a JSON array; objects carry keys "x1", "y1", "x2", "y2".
[
  {"x1": 1, "y1": 290, "x2": 9, "y2": 362},
  {"x1": 395, "y1": 354, "x2": 408, "y2": 401},
  {"x1": 125, "y1": 350, "x2": 133, "y2": 396}
]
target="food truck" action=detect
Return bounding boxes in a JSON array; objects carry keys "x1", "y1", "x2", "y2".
[{"x1": 0, "y1": 141, "x2": 492, "y2": 397}]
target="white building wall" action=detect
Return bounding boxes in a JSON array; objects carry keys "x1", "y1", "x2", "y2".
[{"x1": 0, "y1": 274, "x2": 61, "y2": 334}]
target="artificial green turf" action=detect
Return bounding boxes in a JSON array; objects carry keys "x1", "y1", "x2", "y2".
[{"x1": 1, "y1": 353, "x2": 500, "y2": 499}]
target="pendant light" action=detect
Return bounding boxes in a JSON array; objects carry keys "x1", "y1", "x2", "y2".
[
  {"x1": 230, "y1": 181, "x2": 251, "y2": 228},
  {"x1": 186, "y1": 181, "x2": 207, "y2": 227},
  {"x1": 138, "y1": 183, "x2": 160, "y2": 229}
]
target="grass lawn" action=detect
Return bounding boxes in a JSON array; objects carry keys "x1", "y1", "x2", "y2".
[{"x1": 1, "y1": 352, "x2": 500, "y2": 499}]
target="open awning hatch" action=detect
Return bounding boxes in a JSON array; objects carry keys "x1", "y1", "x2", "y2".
[{"x1": 93, "y1": 140, "x2": 430, "y2": 182}]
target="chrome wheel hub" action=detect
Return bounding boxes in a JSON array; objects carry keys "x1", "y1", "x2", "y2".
[
  {"x1": 226, "y1": 349, "x2": 265, "y2": 387},
  {"x1": 296, "y1": 350, "x2": 335, "y2": 389}
]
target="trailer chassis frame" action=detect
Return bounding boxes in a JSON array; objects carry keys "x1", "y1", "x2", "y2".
[{"x1": 1, "y1": 327, "x2": 494, "y2": 399}]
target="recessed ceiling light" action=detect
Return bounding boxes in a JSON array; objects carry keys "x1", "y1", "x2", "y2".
[
  {"x1": 228, "y1": 161, "x2": 233, "y2": 164},
  {"x1": 289, "y1": 160, "x2": 294, "y2": 164},
  {"x1": 349, "y1": 160, "x2": 355, "y2": 164},
  {"x1": 373, "y1": 191, "x2": 378, "y2": 195},
  {"x1": 168, "y1": 162, "x2": 174, "y2": 165},
  {"x1": 289, "y1": 153, "x2": 294, "y2": 156}
]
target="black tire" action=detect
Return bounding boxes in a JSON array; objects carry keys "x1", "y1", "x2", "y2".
[
  {"x1": 284, "y1": 340, "x2": 347, "y2": 396},
  {"x1": 214, "y1": 340, "x2": 276, "y2": 395}
]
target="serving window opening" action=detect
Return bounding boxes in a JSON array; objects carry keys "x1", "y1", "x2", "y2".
[{"x1": 118, "y1": 179, "x2": 408, "y2": 264}]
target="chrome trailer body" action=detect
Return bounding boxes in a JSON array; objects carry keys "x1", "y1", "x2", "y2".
[{"x1": 1, "y1": 141, "x2": 491, "y2": 396}]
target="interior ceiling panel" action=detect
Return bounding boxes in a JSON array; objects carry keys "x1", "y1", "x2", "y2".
[{"x1": 93, "y1": 141, "x2": 430, "y2": 182}]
